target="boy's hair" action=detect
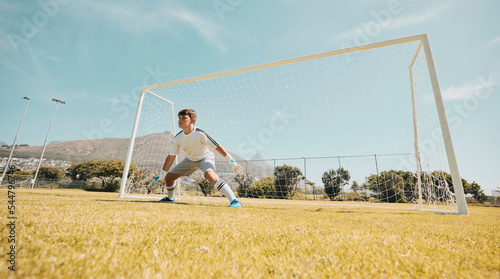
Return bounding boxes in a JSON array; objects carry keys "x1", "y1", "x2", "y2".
[{"x1": 178, "y1": 109, "x2": 197, "y2": 123}]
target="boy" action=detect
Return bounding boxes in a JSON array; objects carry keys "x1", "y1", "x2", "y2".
[{"x1": 156, "y1": 109, "x2": 244, "y2": 207}]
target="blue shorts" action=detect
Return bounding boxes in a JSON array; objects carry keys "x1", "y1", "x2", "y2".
[{"x1": 169, "y1": 157, "x2": 216, "y2": 176}]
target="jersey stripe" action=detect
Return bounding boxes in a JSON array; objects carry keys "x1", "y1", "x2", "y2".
[
  {"x1": 196, "y1": 128, "x2": 219, "y2": 147},
  {"x1": 172, "y1": 130, "x2": 183, "y2": 139}
]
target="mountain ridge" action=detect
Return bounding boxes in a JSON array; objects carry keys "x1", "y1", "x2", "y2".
[{"x1": 0, "y1": 135, "x2": 266, "y2": 173}]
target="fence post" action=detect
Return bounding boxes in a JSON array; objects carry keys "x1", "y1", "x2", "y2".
[
  {"x1": 303, "y1": 157, "x2": 307, "y2": 201},
  {"x1": 374, "y1": 154, "x2": 380, "y2": 201},
  {"x1": 338, "y1": 156, "x2": 344, "y2": 201},
  {"x1": 273, "y1": 159, "x2": 276, "y2": 199}
]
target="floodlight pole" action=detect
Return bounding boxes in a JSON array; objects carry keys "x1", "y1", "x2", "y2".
[
  {"x1": 0, "y1": 97, "x2": 30, "y2": 185},
  {"x1": 31, "y1": 99, "x2": 65, "y2": 188}
]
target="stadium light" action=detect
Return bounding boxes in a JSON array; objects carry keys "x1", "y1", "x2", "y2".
[
  {"x1": 0, "y1": 97, "x2": 31, "y2": 186},
  {"x1": 31, "y1": 98, "x2": 65, "y2": 188}
]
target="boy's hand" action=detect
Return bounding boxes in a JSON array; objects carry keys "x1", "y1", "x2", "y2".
[
  {"x1": 231, "y1": 164, "x2": 244, "y2": 174},
  {"x1": 149, "y1": 170, "x2": 167, "y2": 187},
  {"x1": 225, "y1": 154, "x2": 244, "y2": 174}
]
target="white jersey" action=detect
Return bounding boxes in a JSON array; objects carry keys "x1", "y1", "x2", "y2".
[{"x1": 169, "y1": 127, "x2": 219, "y2": 161}]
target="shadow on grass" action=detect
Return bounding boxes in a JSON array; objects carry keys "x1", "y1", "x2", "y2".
[{"x1": 94, "y1": 198, "x2": 226, "y2": 208}]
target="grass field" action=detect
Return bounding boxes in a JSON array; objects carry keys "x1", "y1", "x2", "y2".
[{"x1": 1, "y1": 189, "x2": 499, "y2": 278}]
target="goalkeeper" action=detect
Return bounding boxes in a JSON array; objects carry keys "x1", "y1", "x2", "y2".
[{"x1": 156, "y1": 108, "x2": 243, "y2": 207}]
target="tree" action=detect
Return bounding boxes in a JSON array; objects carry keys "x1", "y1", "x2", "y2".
[
  {"x1": 426, "y1": 172, "x2": 491, "y2": 203},
  {"x1": 365, "y1": 170, "x2": 406, "y2": 203},
  {"x1": 13, "y1": 169, "x2": 33, "y2": 176},
  {"x1": 37, "y1": 166, "x2": 66, "y2": 181},
  {"x1": 274, "y1": 165, "x2": 303, "y2": 199},
  {"x1": 67, "y1": 160, "x2": 134, "y2": 192},
  {"x1": 351, "y1": 181, "x2": 360, "y2": 193},
  {"x1": 251, "y1": 177, "x2": 275, "y2": 199},
  {"x1": 306, "y1": 179, "x2": 316, "y2": 199},
  {"x1": 195, "y1": 178, "x2": 214, "y2": 196},
  {"x1": 430, "y1": 171, "x2": 470, "y2": 195},
  {"x1": 322, "y1": 167, "x2": 350, "y2": 201},
  {"x1": 68, "y1": 161, "x2": 96, "y2": 181},
  {"x1": 234, "y1": 173, "x2": 256, "y2": 198},
  {"x1": 469, "y1": 181, "x2": 487, "y2": 203}
]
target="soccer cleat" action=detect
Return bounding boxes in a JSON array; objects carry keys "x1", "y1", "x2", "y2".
[
  {"x1": 158, "y1": 196, "x2": 175, "y2": 203},
  {"x1": 229, "y1": 199, "x2": 242, "y2": 208}
]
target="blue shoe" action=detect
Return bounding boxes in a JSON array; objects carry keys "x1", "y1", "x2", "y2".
[
  {"x1": 159, "y1": 196, "x2": 175, "y2": 203},
  {"x1": 229, "y1": 199, "x2": 242, "y2": 208}
]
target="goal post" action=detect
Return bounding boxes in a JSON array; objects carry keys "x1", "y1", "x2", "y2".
[
  {"x1": 420, "y1": 34, "x2": 468, "y2": 215},
  {"x1": 118, "y1": 33, "x2": 468, "y2": 215},
  {"x1": 118, "y1": 89, "x2": 179, "y2": 199}
]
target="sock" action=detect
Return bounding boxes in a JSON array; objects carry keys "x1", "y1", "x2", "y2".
[
  {"x1": 166, "y1": 185, "x2": 176, "y2": 200},
  {"x1": 215, "y1": 178, "x2": 236, "y2": 202}
]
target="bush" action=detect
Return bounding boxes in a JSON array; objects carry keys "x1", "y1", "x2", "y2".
[
  {"x1": 195, "y1": 178, "x2": 214, "y2": 196},
  {"x1": 251, "y1": 177, "x2": 275, "y2": 198},
  {"x1": 322, "y1": 167, "x2": 350, "y2": 201},
  {"x1": 234, "y1": 174, "x2": 257, "y2": 198},
  {"x1": 83, "y1": 182, "x2": 105, "y2": 192},
  {"x1": 274, "y1": 165, "x2": 303, "y2": 199},
  {"x1": 83, "y1": 180, "x2": 120, "y2": 192},
  {"x1": 38, "y1": 166, "x2": 66, "y2": 181},
  {"x1": 104, "y1": 180, "x2": 120, "y2": 192}
]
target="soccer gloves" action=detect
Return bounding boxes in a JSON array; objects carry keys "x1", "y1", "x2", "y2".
[
  {"x1": 150, "y1": 169, "x2": 167, "y2": 187},
  {"x1": 225, "y1": 154, "x2": 244, "y2": 174}
]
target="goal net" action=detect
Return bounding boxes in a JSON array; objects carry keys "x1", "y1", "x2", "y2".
[{"x1": 119, "y1": 34, "x2": 468, "y2": 215}]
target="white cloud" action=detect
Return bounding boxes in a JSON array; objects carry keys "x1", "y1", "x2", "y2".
[
  {"x1": 334, "y1": 2, "x2": 456, "y2": 43},
  {"x1": 442, "y1": 72, "x2": 500, "y2": 101},
  {"x1": 443, "y1": 83, "x2": 480, "y2": 100},
  {"x1": 170, "y1": 8, "x2": 228, "y2": 53},
  {"x1": 479, "y1": 36, "x2": 500, "y2": 50},
  {"x1": 78, "y1": 1, "x2": 230, "y2": 53},
  {"x1": 385, "y1": 2, "x2": 456, "y2": 30},
  {"x1": 0, "y1": 1, "x2": 18, "y2": 11}
]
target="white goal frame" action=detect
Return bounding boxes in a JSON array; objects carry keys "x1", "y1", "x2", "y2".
[{"x1": 118, "y1": 33, "x2": 468, "y2": 215}]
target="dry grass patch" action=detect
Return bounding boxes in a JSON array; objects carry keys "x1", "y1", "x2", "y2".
[{"x1": 1, "y1": 189, "x2": 499, "y2": 278}]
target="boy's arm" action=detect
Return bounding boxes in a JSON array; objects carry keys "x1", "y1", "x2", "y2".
[
  {"x1": 149, "y1": 155, "x2": 176, "y2": 188},
  {"x1": 216, "y1": 145, "x2": 244, "y2": 174},
  {"x1": 157, "y1": 155, "x2": 176, "y2": 180},
  {"x1": 162, "y1": 155, "x2": 176, "y2": 173},
  {"x1": 215, "y1": 145, "x2": 229, "y2": 157}
]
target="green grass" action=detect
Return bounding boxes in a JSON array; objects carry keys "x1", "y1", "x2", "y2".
[{"x1": 1, "y1": 189, "x2": 499, "y2": 278}]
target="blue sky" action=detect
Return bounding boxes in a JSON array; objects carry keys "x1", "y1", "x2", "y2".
[{"x1": 1, "y1": 0, "x2": 499, "y2": 193}]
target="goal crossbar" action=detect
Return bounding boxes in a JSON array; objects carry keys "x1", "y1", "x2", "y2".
[{"x1": 142, "y1": 34, "x2": 425, "y2": 91}]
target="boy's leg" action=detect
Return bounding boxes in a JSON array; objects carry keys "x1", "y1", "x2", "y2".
[
  {"x1": 161, "y1": 158, "x2": 197, "y2": 201},
  {"x1": 165, "y1": 172, "x2": 184, "y2": 200},
  {"x1": 204, "y1": 170, "x2": 237, "y2": 203}
]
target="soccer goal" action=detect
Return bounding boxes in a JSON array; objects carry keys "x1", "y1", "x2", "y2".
[{"x1": 118, "y1": 34, "x2": 468, "y2": 215}]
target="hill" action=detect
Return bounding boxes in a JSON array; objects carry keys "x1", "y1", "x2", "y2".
[
  {"x1": 0, "y1": 137, "x2": 132, "y2": 162},
  {"x1": 0, "y1": 134, "x2": 266, "y2": 172}
]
